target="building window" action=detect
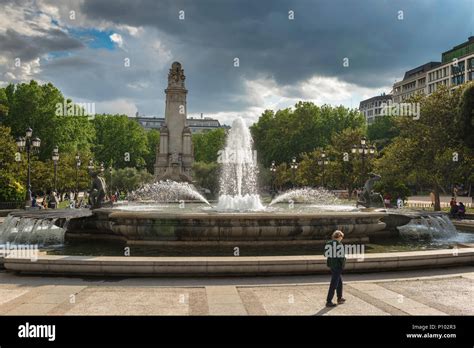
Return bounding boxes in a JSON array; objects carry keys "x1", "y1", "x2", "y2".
[{"x1": 452, "y1": 75, "x2": 465, "y2": 85}]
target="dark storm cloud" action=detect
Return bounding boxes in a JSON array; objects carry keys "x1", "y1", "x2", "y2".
[
  {"x1": 2, "y1": 0, "x2": 473, "y2": 119},
  {"x1": 80, "y1": 0, "x2": 473, "y2": 87},
  {"x1": 0, "y1": 28, "x2": 84, "y2": 61}
]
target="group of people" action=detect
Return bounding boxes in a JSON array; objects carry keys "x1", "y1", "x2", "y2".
[
  {"x1": 449, "y1": 197, "x2": 466, "y2": 219},
  {"x1": 31, "y1": 191, "x2": 59, "y2": 209}
]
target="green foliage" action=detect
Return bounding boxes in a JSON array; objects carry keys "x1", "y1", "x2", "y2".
[
  {"x1": 1, "y1": 81, "x2": 95, "y2": 160},
  {"x1": 367, "y1": 115, "x2": 400, "y2": 149},
  {"x1": 373, "y1": 180, "x2": 410, "y2": 201},
  {"x1": 251, "y1": 102, "x2": 365, "y2": 166},
  {"x1": 192, "y1": 161, "x2": 220, "y2": 197},
  {"x1": 144, "y1": 130, "x2": 160, "y2": 173},
  {"x1": 457, "y1": 82, "x2": 474, "y2": 149},
  {"x1": 92, "y1": 114, "x2": 149, "y2": 169},
  {"x1": 193, "y1": 128, "x2": 226, "y2": 163},
  {"x1": 0, "y1": 88, "x2": 9, "y2": 121},
  {"x1": 294, "y1": 128, "x2": 376, "y2": 192},
  {"x1": 111, "y1": 167, "x2": 154, "y2": 194},
  {"x1": 374, "y1": 86, "x2": 474, "y2": 209},
  {"x1": 0, "y1": 125, "x2": 25, "y2": 201}
]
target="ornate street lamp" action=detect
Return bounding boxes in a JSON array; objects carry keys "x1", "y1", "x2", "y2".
[
  {"x1": 16, "y1": 127, "x2": 41, "y2": 208},
  {"x1": 317, "y1": 151, "x2": 330, "y2": 187},
  {"x1": 290, "y1": 157, "x2": 298, "y2": 188},
  {"x1": 75, "y1": 153, "x2": 81, "y2": 199},
  {"x1": 351, "y1": 137, "x2": 376, "y2": 187},
  {"x1": 87, "y1": 159, "x2": 95, "y2": 172},
  {"x1": 109, "y1": 166, "x2": 113, "y2": 198},
  {"x1": 270, "y1": 160, "x2": 277, "y2": 194},
  {"x1": 52, "y1": 146, "x2": 59, "y2": 193}
]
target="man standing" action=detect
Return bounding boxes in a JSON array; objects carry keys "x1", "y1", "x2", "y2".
[{"x1": 325, "y1": 230, "x2": 346, "y2": 307}]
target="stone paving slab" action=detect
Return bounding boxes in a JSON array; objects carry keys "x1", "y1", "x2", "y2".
[
  {"x1": 349, "y1": 283, "x2": 447, "y2": 315},
  {"x1": 0, "y1": 269, "x2": 472, "y2": 316},
  {"x1": 238, "y1": 285, "x2": 389, "y2": 316},
  {"x1": 206, "y1": 286, "x2": 247, "y2": 315},
  {"x1": 0, "y1": 288, "x2": 29, "y2": 305},
  {"x1": 379, "y1": 276, "x2": 474, "y2": 315}
]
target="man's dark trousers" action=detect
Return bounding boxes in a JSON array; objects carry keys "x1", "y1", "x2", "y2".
[{"x1": 326, "y1": 267, "x2": 343, "y2": 303}]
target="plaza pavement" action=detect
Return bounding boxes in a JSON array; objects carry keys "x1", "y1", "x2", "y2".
[{"x1": 0, "y1": 266, "x2": 472, "y2": 315}]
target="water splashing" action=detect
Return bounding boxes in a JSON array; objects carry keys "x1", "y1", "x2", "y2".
[
  {"x1": 269, "y1": 187, "x2": 341, "y2": 206},
  {"x1": 0, "y1": 215, "x2": 65, "y2": 246},
  {"x1": 398, "y1": 215, "x2": 458, "y2": 239},
  {"x1": 128, "y1": 180, "x2": 211, "y2": 205},
  {"x1": 216, "y1": 117, "x2": 264, "y2": 211}
]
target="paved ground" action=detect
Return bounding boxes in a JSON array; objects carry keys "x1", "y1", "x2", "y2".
[{"x1": 0, "y1": 267, "x2": 472, "y2": 315}]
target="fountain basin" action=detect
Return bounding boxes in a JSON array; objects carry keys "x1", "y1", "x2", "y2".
[
  {"x1": 3, "y1": 248, "x2": 473, "y2": 276},
  {"x1": 64, "y1": 208, "x2": 388, "y2": 244}
]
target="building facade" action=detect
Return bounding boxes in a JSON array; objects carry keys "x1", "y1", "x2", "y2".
[
  {"x1": 393, "y1": 37, "x2": 474, "y2": 102},
  {"x1": 427, "y1": 36, "x2": 474, "y2": 94},
  {"x1": 392, "y1": 62, "x2": 440, "y2": 103},
  {"x1": 131, "y1": 114, "x2": 226, "y2": 134},
  {"x1": 359, "y1": 93, "x2": 393, "y2": 124}
]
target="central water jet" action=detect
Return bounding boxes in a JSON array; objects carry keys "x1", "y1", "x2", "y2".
[{"x1": 216, "y1": 117, "x2": 264, "y2": 211}]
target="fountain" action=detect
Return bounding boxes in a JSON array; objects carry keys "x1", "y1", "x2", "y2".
[
  {"x1": 3, "y1": 117, "x2": 463, "y2": 249},
  {"x1": 52, "y1": 117, "x2": 391, "y2": 245}
]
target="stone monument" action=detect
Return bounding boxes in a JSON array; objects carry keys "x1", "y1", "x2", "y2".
[{"x1": 154, "y1": 62, "x2": 194, "y2": 182}]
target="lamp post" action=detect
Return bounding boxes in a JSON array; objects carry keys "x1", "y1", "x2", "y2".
[
  {"x1": 317, "y1": 151, "x2": 330, "y2": 187},
  {"x1": 16, "y1": 127, "x2": 41, "y2": 208},
  {"x1": 109, "y1": 166, "x2": 113, "y2": 199},
  {"x1": 87, "y1": 159, "x2": 95, "y2": 172},
  {"x1": 75, "y1": 153, "x2": 81, "y2": 200},
  {"x1": 290, "y1": 157, "x2": 298, "y2": 188},
  {"x1": 52, "y1": 146, "x2": 59, "y2": 193},
  {"x1": 351, "y1": 137, "x2": 376, "y2": 187},
  {"x1": 270, "y1": 160, "x2": 277, "y2": 195}
]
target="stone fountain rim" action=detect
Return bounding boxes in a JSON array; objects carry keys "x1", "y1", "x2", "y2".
[{"x1": 94, "y1": 208, "x2": 388, "y2": 220}]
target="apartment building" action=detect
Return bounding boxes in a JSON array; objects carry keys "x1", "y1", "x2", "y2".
[
  {"x1": 359, "y1": 93, "x2": 393, "y2": 124},
  {"x1": 427, "y1": 36, "x2": 474, "y2": 94},
  {"x1": 393, "y1": 36, "x2": 474, "y2": 102},
  {"x1": 392, "y1": 62, "x2": 440, "y2": 103}
]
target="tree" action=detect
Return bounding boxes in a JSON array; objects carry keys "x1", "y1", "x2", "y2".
[
  {"x1": 2, "y1": 81, "x2": 95, "y2": 160},
  {"x1": 374, "y1": 86, "x2": 472, "y2": 210},
  {"x1": 193, "y1": 128, "x2": 226, "y2": 163},
  {"x1": 144, "y1": 129, "x2": 160, "y2": 173},
  {"x1": 92, "y1": 114, "x2": 149, "y2": 169},
  {"x1": 192, "y1": 161, "x2": 220, "y2": 197},
  {"x1": 111, "y1": 167, "x2": 153, "y2": 195},
  {"x1": 0, "y1": 88, "x2": 9, "y2": 122},
  {"x1": 367, "y1": 115, "x2": 400, "y2": 150},
  {"x1": 251, "y1": 102, "x2": 365, "y2": 166},
  {"x1": 457, "y1": 83, "x2": 474, "y2": 149},
  {"x1": 0, "y1": 126, "x2": 25, "y2": 201}
]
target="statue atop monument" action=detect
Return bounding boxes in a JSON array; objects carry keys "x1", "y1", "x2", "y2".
[
  {"x1": 154, "y1": 62, "x2": 194, "y2": 182},
  {"x1": 168, "y1": 62, "x2": 186, "y2": 88}
]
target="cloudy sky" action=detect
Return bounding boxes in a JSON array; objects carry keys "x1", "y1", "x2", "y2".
[{"x1": 1, "y1": 0, "x2": 473, "y2": 126}]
